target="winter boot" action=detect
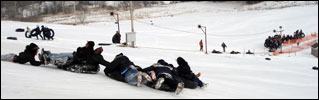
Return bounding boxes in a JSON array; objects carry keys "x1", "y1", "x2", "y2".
[
  {"x1": 196, "y1": 72, "x2": 201, "y2": 78},
  {"x1": 155, "y1": 77, "x2": 165, "y2": 89},
  {"x1": 40, "y1": 48, "x2": 51, "y2": 65},
  {"x1": 201, "y1": 83, "x2": 208, "y2": 88},
  {"x1": 142, "y1": 72, "x2": 152, "y2": 82},
  {"x1": 175, "y1": 82, "x2": 184, "y2": 95},
  {"x1": 137, "y1": 71, "x2": 142, "y2": 87}
]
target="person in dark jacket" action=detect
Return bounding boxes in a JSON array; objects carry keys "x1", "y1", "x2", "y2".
[
  {"x1": 41, "y1": 25, "x2": 47, "y2": 40},
  {"x1": 39, "y1": 44, "x2": 110, "y2": 74},
  {"x1": 30, "y1": 26, "x2": 43, "y2": 40},
  {"x1": 1, "y1": 43, "x2": 43, "y2": 66},
  {"x1": 176, "y1": 57, "x2": 206, "y2": 89},
  {"x1": 73, "y1": 41, "x2": 95, "y2": 64},
  {"x1": 142, "y1": 59, "x2": 184, "y2": 95},
  {"x1": 112, "y1": 31, "x2": 121, "y2": 44},
  {"x1": 104, "y1": 53, "x2": 152, "y2": 87},
  {"x1": 221, "y1": 42, "x2": 227, "y2": 52}
]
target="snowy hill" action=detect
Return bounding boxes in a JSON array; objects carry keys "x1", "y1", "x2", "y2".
[{"x1": 1, "y1": 1, "x2": 318, "y2": 99}]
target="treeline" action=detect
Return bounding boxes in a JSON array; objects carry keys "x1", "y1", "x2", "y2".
[
  {"x1": 1, "y1": 1, "x2": 169, "y2": 20},
  {"x1": 1, "y1": 1, "x2": 263, "y2": 21}
]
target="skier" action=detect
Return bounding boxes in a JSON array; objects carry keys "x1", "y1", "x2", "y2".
[
  {"x1": 199, "y1": 40, "x2": 203, "y2": 52},
  {"x1": 1, "y1": 43, "x2": 43, "y2": 66},
  {"x1": 112, "y1": 31, "x2": 121, "y2": 44},
  {"x1": 221, "y1": 42, "x2": 227, "y2": 52},
  {"x1": 142, "y1": 59, "x2": 184, "y2": 95},
  {"x1": 104, "y1": 53, "x2": 152, "y2": 87},
  {"x1": 175, "y1": 57, "x2": 207, "y2": 89}
]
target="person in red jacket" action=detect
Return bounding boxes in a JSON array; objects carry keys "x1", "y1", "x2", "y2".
[{"x1": 199, "y1": 40, "x2": 203, "y2": 51}]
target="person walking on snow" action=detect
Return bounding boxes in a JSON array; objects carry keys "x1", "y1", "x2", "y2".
[
  {"x1": 221, "y1": 42, "x2": 227, "y2": 52},
  {"x1": 199, "y1": 40, "x2": 203, "y2": 52}
]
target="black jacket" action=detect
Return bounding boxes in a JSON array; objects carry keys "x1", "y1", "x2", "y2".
[
  {"x1": 142, "y1": 59, "x2": 177, "y2": 78},
  {"x1": 112, "y1": 33, "x2": 121, "y2": 43},
  {"x1": 13, "y1": 43, "x2": 41, "y2": 66},
  {"x1": 87, "y1": 54, "x2": 110, "y2": 68},
  {"x1": 176, "y1": 57, "x2": 194, "y2": 80},
  {"x1": 73, "y1": 47, "x2": 95, "y2": 64},
  {"x1": 104, "y1": 53, "x2": 141, "y2": 82},
  {"x1": 104, "y1": 53, "x2": 140, "y2": 74}
]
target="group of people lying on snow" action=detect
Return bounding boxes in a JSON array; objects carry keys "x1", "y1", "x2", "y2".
[
  {"x1": 212, "y1": 49, "x2": 254, "y2": 54},
  {"x1": 1, "y1": 41, "x2": 207, "y2": 95}
]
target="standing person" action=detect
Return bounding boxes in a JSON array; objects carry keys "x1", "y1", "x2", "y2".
[
  {"x1": 112, "y1": 31, "x2": 121, "y2": 44},
  {"x1": 221, "y1": 42, "x2": 227, "y2": 52},
  {"x1": 30, "y1": 26, "x2": 43, "y2": 40},
  {"x1": 199, "y1": 40, "x2": 203, "y2": 51},
  {"x1": 26, "y1": 26, "x2": 31, "y2": 34},
  {"x1": 1, "y1": 43, "x2": 43, "y2": 66}
]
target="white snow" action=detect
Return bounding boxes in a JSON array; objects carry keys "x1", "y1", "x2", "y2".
[{"x1": 1, "y1": 1, "x2": 318, "y2": 99}]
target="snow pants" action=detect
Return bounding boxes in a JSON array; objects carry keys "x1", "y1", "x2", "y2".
[{"x1": 1, "y1": 53, "x2": 16, "y2": 62}]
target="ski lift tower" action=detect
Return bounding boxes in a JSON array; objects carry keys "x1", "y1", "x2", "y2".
[
  {"x1": 125, "y1": 1, "x2": 136, "y2": 48},
  {"x1": 198, "y1": 25, "x2": 208, "y2": 54},
  {"x1": 110, "y1": 12, "x2": 120, "y2": 35}
]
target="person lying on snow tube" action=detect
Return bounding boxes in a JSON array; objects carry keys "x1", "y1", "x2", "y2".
[{"x1": 1, "y1": 43, "x2": 44, "y2": 66}]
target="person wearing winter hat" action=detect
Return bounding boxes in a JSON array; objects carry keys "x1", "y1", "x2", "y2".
[
  {"x1": 176, "y1": 57, "x2": 207, "y2": 88},
  {"x1": 73, "y1": 41, "x2": 95, "y2": 64},
  {"x1": 1, "y1": 43, "x2": 43, "y2": 66}
]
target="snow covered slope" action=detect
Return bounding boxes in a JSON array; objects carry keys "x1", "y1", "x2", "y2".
[{"x1": 1, "y1": 2, "x2": 318, "y2": 99}]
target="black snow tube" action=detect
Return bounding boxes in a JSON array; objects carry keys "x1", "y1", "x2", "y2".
[
  {"x1": 48, "y1": 29, "x2": 55, "y2": 38},
  {"x1": 25, "y1": 30, "x2": 34, "y2": 38}
]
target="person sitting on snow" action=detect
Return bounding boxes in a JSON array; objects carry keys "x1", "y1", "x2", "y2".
[
  {"x1": 246, "y1": 50, "x2": 254, "y2": 54},
  {"x1": 112, "y1": 31, "x2": 121, "y2": 44},
  {"x1": 1, "y1": 43, "x2": 44, "y2": 66}
]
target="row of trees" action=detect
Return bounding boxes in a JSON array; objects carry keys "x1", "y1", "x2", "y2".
[
  {"x1": 1, "y1": 1, "x2": 169, "y2": 21},
  {"x1": 1, "y1": 1, "x2": 263, "y2": 22}
]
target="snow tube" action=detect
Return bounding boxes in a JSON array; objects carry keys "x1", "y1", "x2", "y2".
[
  {"x1": 48, "y1": 29, "x2": 55, "y2": 38},
  {"x1": 16, "y1": 28, "x2": 25, "y2": 32},
  {"x1": 7, "y1": 37, "x2": 17, "y2": 40},
  {"x1": 25, "y1": 30, "x2": 32, "y2": 38}
]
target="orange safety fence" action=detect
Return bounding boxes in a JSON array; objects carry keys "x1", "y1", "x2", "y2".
[
  {"x1": 273, "y1": 39, "x2": 317, "y2": 56},
  {"x1": 283, "y1": 33, "x2": 318, "y2": 46}
]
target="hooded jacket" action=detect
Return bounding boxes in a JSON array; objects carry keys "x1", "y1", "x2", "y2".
[
  {"x1": 13, "y1": 43, "x2": 42, "y2": 66},
  {"x1": 142, "y1": 59, "x2": 177, "y2": 79},
  {"x1": 176, "y1": 57, "x2": 194, "y2": 80},
  {"x1": 73, "y1": 41, "x2": 95, "y2": 64}
]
